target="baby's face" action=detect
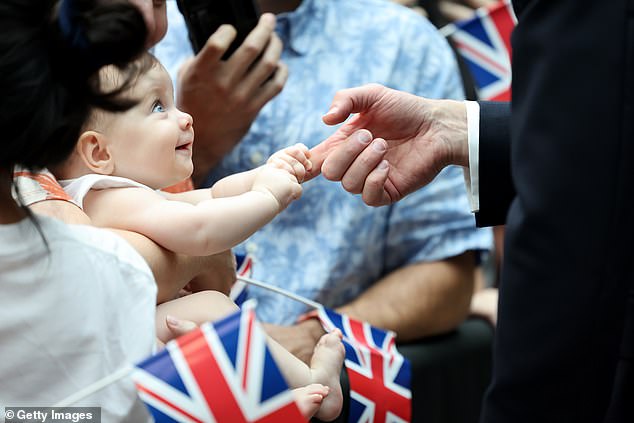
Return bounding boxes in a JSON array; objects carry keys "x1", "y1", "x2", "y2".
[{"x1": 103, "y1": 63, "x2": 195, "y2": 190}]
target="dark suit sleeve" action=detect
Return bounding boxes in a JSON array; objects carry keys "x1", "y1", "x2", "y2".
[
  {"x1": 473, "y1": 101, "x2": 513, "y2": 227},
  {"x1": 480, "y1": 2, "x2": 634, "y2": 422}
]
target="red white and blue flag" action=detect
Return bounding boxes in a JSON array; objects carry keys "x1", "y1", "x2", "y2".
[
  {"x1": 131, "y1": 301, "x2": 305, "y2": 422},
  {"x1": 230, "y1": 252, "x2": 254, "y2": 307},
  {"x1": 449, "y1": 0, "x2": 516, "y2": 101},
  {"x1": 315, "y1": 307, "x2": 412, "y2": 423}
]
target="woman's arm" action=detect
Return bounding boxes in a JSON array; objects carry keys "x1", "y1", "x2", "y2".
[{"x1": 110, "y1": 230, "x2": 236, "y2": 302}]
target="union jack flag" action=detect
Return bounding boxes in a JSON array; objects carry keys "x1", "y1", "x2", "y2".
[
  {"x1": 230, "y1": 253, "x2": 254, "y2": 307},
  {"x1": 316, "y1": 307, "x2": 412, "y2": 423},
  {"x1": 449, "y1": 0, "x2": 517, "y2": 101},
  {"x1": 131, "y1": 301, "x2": 305, "y2": 422}
]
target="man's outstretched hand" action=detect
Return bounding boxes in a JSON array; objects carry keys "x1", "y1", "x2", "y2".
[{"x1": 306, "y1": 84, "x2": 469, "y2": 206}]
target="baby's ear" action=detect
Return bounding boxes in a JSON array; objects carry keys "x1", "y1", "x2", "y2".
[{"x1": 76, "y1": 131, "x2": 115, "y2": 175}]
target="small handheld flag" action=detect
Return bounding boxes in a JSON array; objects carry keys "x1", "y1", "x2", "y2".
[
  {"x1": 315, "y1": 308, "x2": 412, "y2": 423},
  {"x1": 131, "y1": 301, "x2": 306, "y2": 422}
]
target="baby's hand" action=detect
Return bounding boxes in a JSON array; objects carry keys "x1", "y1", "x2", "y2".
[
  {"x1": 267, "y1": 143, "x2": 312, "y2": 183},
  {"x1": 252, "y1": 165, "x2": 303, "y2": 211}
]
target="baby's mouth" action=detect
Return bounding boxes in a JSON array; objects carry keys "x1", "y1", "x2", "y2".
[{"x1": 176, "y1": 142, "x2": 192, "y2": 151}]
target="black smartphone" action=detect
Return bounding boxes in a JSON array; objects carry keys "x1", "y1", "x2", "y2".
[{"x1": 176, "y1": 0, "x2": 261, "y2": 59}]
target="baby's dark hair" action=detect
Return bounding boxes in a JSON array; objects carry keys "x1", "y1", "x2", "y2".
[
  {"x1": 81, "y1": 52, "x2": 160, "y2": 130},
  {"x1": 0, "y1": 0, "x2": 148, "y2": 171}
]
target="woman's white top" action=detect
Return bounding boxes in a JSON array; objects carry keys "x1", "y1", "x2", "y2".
[{"x1": 0, "y1": 216, "x2": 156, "y2": 422}]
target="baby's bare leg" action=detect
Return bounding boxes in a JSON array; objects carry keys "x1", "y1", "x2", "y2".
[
  {"x1": 266, "y1": 330, "x2": 345, "y2": 422},
  {"x1": 307, "y1": 331, "x2": 345, "y2": 421},
  {"x1": 155, "y1": 290, "x2": 238, "y2": 344}
]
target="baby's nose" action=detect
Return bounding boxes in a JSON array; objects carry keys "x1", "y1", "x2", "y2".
[{"x1": 179, "y1": 111, "x2": 193, "y2": 129}]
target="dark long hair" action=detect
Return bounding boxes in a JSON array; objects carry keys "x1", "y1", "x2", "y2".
[{"x1": 0, "y1": 0, "x2": 148, "y2": 172}]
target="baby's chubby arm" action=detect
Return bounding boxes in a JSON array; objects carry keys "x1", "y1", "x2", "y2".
[
  {"x1": 83, "y1": 186, "x2": 286, "y2": 257},
  {"x1": 83, "y1": 168, "x2": 304, "y2": 257},
  {"x1": 160, "y1": 188, "x2": 212, "y2": 205},
  {"x1": 211, "y1": 143, "x2": 312, "y2": 198},
  {"x1": 158, "y1": 144, "x2": 311, "y2": 204}
]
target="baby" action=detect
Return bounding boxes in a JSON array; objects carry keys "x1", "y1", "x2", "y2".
[{"x1": 53, "y1": 53, "x2": 343, "y2": 421}]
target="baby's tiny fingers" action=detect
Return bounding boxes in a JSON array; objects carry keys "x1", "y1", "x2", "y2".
[
  {"x1": 294, "y1": 142, "x2": 309, "y2": 152},
  {"x1": 288, "y1": 143, "x2": 312, "y2": 171},
  {"x1": 270, "y1": 158, "x2": 294, "y2": 174},
  {"x1": 292, "y1": 159, "x2": 307, "y2": 182},
  {"x1": 278, "y1": 155, "x2": 307, "y2": 182}
]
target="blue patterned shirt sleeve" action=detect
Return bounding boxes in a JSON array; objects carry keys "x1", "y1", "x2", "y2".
[{"x1": 155, "y1": 0, "x2": 493, "y2": 325}]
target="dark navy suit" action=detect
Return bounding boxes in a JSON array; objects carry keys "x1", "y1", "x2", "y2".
[{"x1": 474, "y1": 1, "x2": 634, "y2": 422}]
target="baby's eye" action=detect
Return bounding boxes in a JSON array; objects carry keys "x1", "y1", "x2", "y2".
[{"x1": 152, "y1": 101, "x2": 166, "y2": 113}]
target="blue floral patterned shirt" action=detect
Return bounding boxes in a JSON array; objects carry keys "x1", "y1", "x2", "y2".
[{"x1": 155, "y1": 0, "x2": 493, "y2": 324}]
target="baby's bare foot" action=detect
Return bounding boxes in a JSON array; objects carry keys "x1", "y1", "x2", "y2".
[
  {"x1": 310, "y1": 329, "x2": 345, "y2": 421},
  {"x1": 293, "y1": 383, "x2": 328, "y2": 419}
]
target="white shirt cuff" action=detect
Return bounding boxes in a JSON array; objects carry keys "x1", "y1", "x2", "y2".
[{"x1": 463, "y1": 100, "x2": 480, "y2": 212}]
